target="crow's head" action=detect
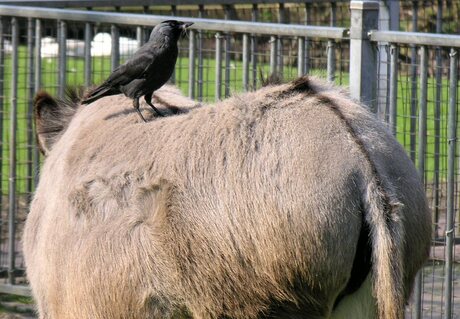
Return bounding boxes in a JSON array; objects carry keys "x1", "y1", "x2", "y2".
[{"x1": 150, "y1": 20, "x2": 193, "y2": 42}]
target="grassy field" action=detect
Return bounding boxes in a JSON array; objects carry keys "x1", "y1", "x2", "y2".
[{"x1": 0, "y1": 46, "x2": 456, "y2": 193}]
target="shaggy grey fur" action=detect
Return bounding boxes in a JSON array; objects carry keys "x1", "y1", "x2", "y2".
[{"x1": 24, "y1": 77, "x2": 431, "y2": 319}]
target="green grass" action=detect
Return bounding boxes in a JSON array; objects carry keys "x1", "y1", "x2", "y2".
[{"x1": 1, "y1": 46, "x2": 456, "y2": 194}]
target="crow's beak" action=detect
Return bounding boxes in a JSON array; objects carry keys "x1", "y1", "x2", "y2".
[{"x1": 182, "y1": 22, "x2": 193, "y2": 29}]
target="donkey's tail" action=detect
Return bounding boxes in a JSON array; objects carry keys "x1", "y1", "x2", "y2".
[{"x1": 362, "y1": 173, "x2": 405, "y2": 319}]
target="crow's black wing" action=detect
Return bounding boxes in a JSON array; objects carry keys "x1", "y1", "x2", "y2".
[{"x1": 104, "y1": 45, "x2": 157, "y2": 87}]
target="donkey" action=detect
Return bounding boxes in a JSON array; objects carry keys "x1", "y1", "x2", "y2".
[{"x1": 23, "y1": 77, "x2": 431, "y2": 319}]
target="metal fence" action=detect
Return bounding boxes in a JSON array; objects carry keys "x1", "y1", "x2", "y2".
[{"x1": 0, "y1": 1, "x2": 458, "y2": 318}]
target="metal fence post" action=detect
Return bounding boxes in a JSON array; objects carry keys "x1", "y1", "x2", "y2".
[
  {"x1": 242, "y1": 33, "x2": 249, "y2": 91},
  {"x1": 349, "y1": 1, "x2": 379, "y2": 112},
  {"x1": 389, "y1": 43, "x2": 398, "y2": 135},
  {"x1": 415, "y1": 45, "x2": 428, "y2": 319},
  {"x1": 433, "y1": 0, "x2": 443, "y2": 244},
  {"x1": 215, "y1": 32, "x2": 222, "y2": 101},
  {"x1": 270, "y1": 36, "x2": 277, "y2": 76},
  {"x1": 0, "y1": 17, "x2": 4, "y2": 247},
  {"x1": 224, "y1": 5, "x2": 232, "y2": 97},
  {"x1": 276, "y1": 3, "x2": 285, "y2": 80},
  {"x1": 26, "y1": 18, "x2": 34, "y2": 202},
  {"x1": 34, "y1": 19, "x2": 42, "y2": 187},
  {"x1": 58, "y1": 20, "x2": 67, "y2": 98},
  {"x1": 327, "y1": 2, "x2": 337, "y2": 83},
  {"x1": 409, "y1": 0, "x2": 418, "y2": 163},
  {"x1": 111, "y1": 24, "x2": 120, "y2": 71},
  {"x1": 84, "y1": 22, "x2": 92, "y2": 87},
  {"x1": 297, "y1": 37, "x2": 305, "y2": 76},
  {"x1": 304, "y1": 3, "x2": 312, "y2": 75},
  {"x1": 444, "y1": 47, "x2": 458, "y2": 319},
  {"x1": 188, "y1": 29, "x2": 196, "y2": 99},
  {"x1": 8, "y1": 17, "x2": 19, "y2": 285},
  {"x1": 250, "y1": 4, "x2": 258, "y2": 89},
  {"x1": 197, "y1": 5, "x2": 204, "y2": 101}
]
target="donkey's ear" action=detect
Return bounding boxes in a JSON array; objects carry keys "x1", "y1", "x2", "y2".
[{"x1": 34, "y1": 90, "x2": 79, "y2": 156}]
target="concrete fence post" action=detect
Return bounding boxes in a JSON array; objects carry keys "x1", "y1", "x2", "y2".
[{"x1": 349, "y1": 1, "x2": 379, "y2": 112}]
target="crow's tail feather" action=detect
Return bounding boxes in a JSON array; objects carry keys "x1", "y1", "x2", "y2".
[{"x1": 81, "y1": 84, "x2": 119, "y2": 105}]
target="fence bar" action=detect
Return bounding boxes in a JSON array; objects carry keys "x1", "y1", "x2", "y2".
[
  {"x1": 389, "y1": 43, "x2": 398, "y2": 135},
  {"x1": 409, "y1": 0, "x2": 418, "y2": 163},
  {"x1": 349, "y1": 1, "x2": 379, "y2": 111},
  {"x1": 433, "y1": 0, "x2": 443, "y2": 241},
  {"x1": 224, "y1": 5, "x2": 231, "y2": 97},
  {"x1": 111, "y1": 24, "x2": 120, "y2": 71},
  {"x1": 26, "y1": 18, "x2": 34, "y2": 201},
  {"x1": 169, "y1": 7, "x2": 176, "y2": 83},
  {"x1": 415, "y1": 45, "x2": 428, "y2": 319},
  {"x1": 197, "y1": 4, "x2": 204, "y2": 101},
  {"x1": 188, "y1": 29, "x2": 196, "y2": 99},
  {"x1": 298, "y1": 37, "x2": 305, "y2": 76},
  {"x1": 0, "y1": 17, "x2": 4, "y2": 254},
  {"x1": 250, "y1": 4, "x2": 258, "y2": 89},
  {"x1": 0, "y1": 5, "x2": 348, "y2": 39},
  {"x1": 242, "y1": 33, "x2": 249, "y2": 91},
  {"x1": 328, "y1": 2, "x2": 336, "y2": 82},
  {"x1": 8, "y1": 17, "x2": 19, "y2": 285},
  {"x1": 84, "y1": 22, "x2": 92, "y2": 87},
  {"x1": 34, "y1": 19, "x2": 41, "y2": 186},
  {"x1": 304, "y1": 3, "x2": 311, "y2": 74},
  {"x1": 444, "y1": 47, "x2": 457, "y2": 319},
  {"x1": 215, "y1": 32, "x2": 222, "y2": 101},
  {"x1": 34, "y1": 19, "x2": 42, "y2": 91},
  {"x1": 57, "y1": 20, "x2": 67, "y2": 98},
  {"x1": 276, "y1": 3, "x2": 285, "y2": 80},
  {"x1": 136, "y1": 26, "x2": 144, "y2": 48},
  {"x1": 327, "y1": 40, "x2": 336, "y2": 83},
  {"x1": 270, "y1": 36, "x2": 277, "y2": 76}
]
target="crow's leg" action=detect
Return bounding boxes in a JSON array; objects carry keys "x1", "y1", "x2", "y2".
[
  {"x1": 133, "y1": 97, "x2": 147, "y2": 122},
  {"x1": 144, "y1": 92, "x2": 164, "y2": 117}
]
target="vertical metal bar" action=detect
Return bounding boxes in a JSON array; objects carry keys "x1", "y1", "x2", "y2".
[
  {"x1": 136, "y1": 26, "x2": 144, "y2": 48},
  {"x1": 250, "y1": 4, "x2": 258, "y2": 89},
  {"x1": 242, "y1": 33, "x2": 249, "y2": 91},
  {"x1": 349, "y1": 1, "x2": 379, "y2": 112},
  {"x1": 389, "y1": 43, "x2": 398, "y2": 135},
  {"x1": 297, "y1": 36, "x2": 305, "y2": 77},
  {"x1": 84, "y1": 22, "x2": 92, "y2": 87},
  {"x1": 188, "y1": 29, "x2": 196, "y2": 99},
  {"x1": 197, "y1": 5, "x2": 204, "y2": 101},
  {"x1": 170, "y1": 5, "x2": 177, "y2": 84},
  {"x1": 270, "y1": 36, "x2": 277, "y2": 76},
  {"x1": 215, "y1": 32, "x2": 222, "y2": 101},
  {"x1": 327, "y1": 40, "x2": 336, "y2": 83},
  {"x1": 444, "y1": 47, "x2": 457, "y2": 319},
  {"x1": 8, "y1": 17, "x2": 19, "y2": 285},
  {"x1": 304, "y1": 3, "x2": 312, "y2": 74},
  {"x1": 26, "y1": 18, "x2": 34, "y2": 201},
  {"x1": 330, "y1": 1, "x2": 337, "y2": 26},
  {"x1": 433, "y1": 0, "x2": 443, "y2": 240},
  {"x1": 276, "y1": 3, "x2": 284, "y2": 80},
  {"x1": 415, "y1": 45, "x2": 428, "y2": 319},
  {"x1": 34, "y1": 20, "x2": 42, "y2": 90},
  {"x1": 34, "y1": 19, "x2": 42, "y2": 186},
  {"x1": 111, "y1": 24, "x2": 120, "y2": 71},
  {"x1": 58, "y1": 20, "x2": 67, "y2": 98},
  {"x1": 328, "y1": 1, "x2": 337, "y2": 82},
  {"x1": 409, "y1": 0, "x2": 418, "y2": 163},
  {"x1": 0, "y1": 17, "x2": 4, "y2": 254},
  {"x1": 224, "y1": 5, "x2": 231, "y2": 97}
]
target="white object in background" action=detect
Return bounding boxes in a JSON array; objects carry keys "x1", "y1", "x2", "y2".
[{"x1": 92, "y1": 32, "x2": 139, "y2": 57}]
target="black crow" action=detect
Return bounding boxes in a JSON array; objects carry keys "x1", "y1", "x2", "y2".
[{"x1": 82, "y1": 20, "x2": 193, "y2": 121}]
